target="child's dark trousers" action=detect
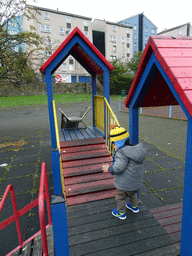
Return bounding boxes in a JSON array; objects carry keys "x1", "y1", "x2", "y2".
[{"x1": 116, "y1": 189, "x2": 139, "y2": 213}]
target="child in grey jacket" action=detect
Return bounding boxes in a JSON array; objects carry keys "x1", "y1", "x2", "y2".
[{"x1": 102, "y1": 126, "x2": 147, "y2": 220}]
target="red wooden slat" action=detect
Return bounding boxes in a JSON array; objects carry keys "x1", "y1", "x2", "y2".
[
  {"x1": 164, "y1": 57, "x2": 192, "y2": 67},
  {"x1": 60, "y1": 137, "x2": 104, "y2": 148},
  {"x1": 66, "y1": 189, "x2": 116, "y2": 206},
  {"x1": 154, "y1": 38, "x2": 192, "y2": 48},
  {"x1": 65, "y1": 172, "x2": 113, "y2": 185},
  {"x1": 61, "y1": 143, "x2": 107, "y2": 154},
  {"x1": 63, "y1": 160, "x2": 112, "y2": 177},
  {"x1": 65, "y1": 179, "x2": 114, "y2": 196},
  {"x1": 62, "y1": 156, "x2": 112, "y2": 168},
  {"x1": 61, "y1": 148, "x2": 110, "y2": 161}
]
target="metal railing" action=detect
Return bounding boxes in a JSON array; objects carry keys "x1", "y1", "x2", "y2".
[{"x1": 0, "y1": 162, "x2": 52, "y2": 256}]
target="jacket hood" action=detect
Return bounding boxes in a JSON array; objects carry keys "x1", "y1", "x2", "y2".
[{"x1": 120, "y1": 143, "x2": 147, "y2": 163}]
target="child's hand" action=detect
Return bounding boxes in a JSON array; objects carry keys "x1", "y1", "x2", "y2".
[{"x1": 102, "y1": 164, "x2": 109, "y2": 172}]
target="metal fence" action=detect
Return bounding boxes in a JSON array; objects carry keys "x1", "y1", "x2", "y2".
[{"x1": 119, "y1": 97, "x2": 187, "y2": 120}]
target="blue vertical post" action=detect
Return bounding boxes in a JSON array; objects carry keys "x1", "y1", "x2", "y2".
[
  {"x1": 169, "y1": 106, "x2": 172, "y2": 119},
  {"x1": 92, "y1": 74, "x2": 97, "y2": 127},
  {"x1": 103, "y1": 69, "x2": 110, "y2": 103},
  {"x1": 45, "y1": 70, "x2": 62, "y2": 195},
  {"x1": 180, "y1": 118, "x2": 192, "y2": 255},
  {"x1": 51, "y1": 195, "x2": 69, "y2": 256},
  {"x1": 129, "y1": 107, "x2": 139, "y2": 144}
]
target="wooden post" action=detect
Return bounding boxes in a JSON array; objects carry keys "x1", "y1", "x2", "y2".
[{"x1": 92, "y1": 75, "x2": 96, "y2": 127}]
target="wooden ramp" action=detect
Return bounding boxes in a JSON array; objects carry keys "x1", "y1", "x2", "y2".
[{"x1": 60, "y1": 137, "x2": 116, "y2": 206}]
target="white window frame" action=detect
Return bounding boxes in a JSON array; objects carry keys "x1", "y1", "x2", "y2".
[
  {"x1": 59, "y1": 26, "x2": 64, "y2": 35},
  {"x1": 66, "y1": 16, "x2": 71, "y2": 22},
  {"x1": 84, "y1": 20, "x2": 88, "y2": 26},
  {"x1": 113, "y1": 46, "x2": 116, "y2": 52},
  {"x1": 40, "y1": 24, "x2": 51, "y2": 33},
  {"x1": 62, "y1": 63, "x2": 67, "y2": 71},
  {"x1": 134, "y1": 24, "x2": 137, "y2": 30},
  {"x1": 151, "y1": 28, "x2": 155, "y2": 34},
  {"x1": 44, "y1": 12, "x2": 50, "y2": 20},
  {"x1": 121, "y1": 37, "x2": 125, "y2": 43},
  {"x1": 112, "y1": 25, "x2": 116, "y2": 32}
]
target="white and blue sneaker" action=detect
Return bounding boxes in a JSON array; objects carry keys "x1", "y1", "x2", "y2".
[
  {"x1": 126, "y1": 202, "x2": 139, "y2": 213},
  {"x1": 112, "y1": 208, "x2": 126, "y2": 220}
]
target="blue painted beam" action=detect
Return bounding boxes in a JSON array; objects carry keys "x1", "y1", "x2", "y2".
[
  {"x1": 129, "y1": 108, "x2": 139, "y2": 144},
  {"x1": 180, "y1": 117, "x2": 192, "y2": 255},
  {"x1": 92, "y1": 75, "x2": 96, "y2": 127}
]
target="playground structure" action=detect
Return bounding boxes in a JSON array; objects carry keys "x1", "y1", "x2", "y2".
[
  {"x1": 125, "y1": 35, "x2": 192, "y2": 255},
  {"x1": 1, "y1": 28, "x2": 192, "y2": 255}
]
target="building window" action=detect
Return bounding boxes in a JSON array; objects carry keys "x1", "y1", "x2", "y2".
[
  {"x1": 9, "y1": 21, "x2": 16, "y2": 27},
  {"x1": 151, "y1": 28, "x2": 155, "y2": 33},
  {"x1": 84, "y1": 26, "x2": 88, "y2": 31},
  {"x1": 134, "y1": 42, "x2": 137, "y2": 48},
  {"x1": 62, "y1": 63, "x2": 67, "y2": 71},
  {"x1": 9, "y1": 30, "x2": 17, "y2": 35},
  {"x1": 121, "y1": 37, "x2": 125, "y2": 43},
  {"x1": 134, "y1": 33, "x2": 137, "y2": 40},
  {"x1": 110, "y1": 55, "x2": 116, "y2": 61},
  {"x1": 145, "y1": 27, "x2": 148, "y2": 33},
  {"x1": 69, "y1": 58, "x2": 74, "y2": 71},
  {"x1": 127, "y1": 57, "x2": 130, "y2": 62},
  {"x1": 113, "y1": 46, "x2": 116, "y2": 52},
  {"x1": 59, "y1": 26, "x2": 64, "y2": 35},
  {"x1": 40, "y1": 24, "x2": 51, "y2": 33},
  {"x1": 44, "y1": 12, "x2": 50, "y2": 20},
  {"x1": 127, "y1": 28, "x2": 130, "y2": 33},
  {"x1": 46, "y1": 37, "x2": 52, "y2": 46},
  {"x1": 134, "y1": 24, "x2": 137, "y2": 30},
  {"x1": 66, "y1": 16, "x2": 71, "y2": 22},
  {"x1": 122, "y1": 57, "x2": 125, "y2": 62},
  {"x1": 110, "y1": 35, "x2": 116, "y2": 42},
  {"x1": 127, "y1": 47, "x2": 130, "y2": 53},
  {"x1": 67, "y1": 23, "x2": 71, "y2": 29},
  {"x1": 84, "y1": 31, "x2": 89, "y2": 38},
  {"x1": 127, "y1": 37, "x2": 130, "y2": 43},
  {"x1": 45, "y1": 51, "x2": 52, "y2": 57},
  {"x1": 84, "y1": 20, "x2": 88, "y2": 26},
  {"x1": 145, "y1": 35, "x2": 148, "y2": 41},
  {"x1": 179, "y1": 30, "x2": 182, "y2": 35},
  {"x1": 112, "y1": 25, "x2": 116, "y2": 32}
]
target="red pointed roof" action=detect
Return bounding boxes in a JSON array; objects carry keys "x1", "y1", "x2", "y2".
[
  {"x1": 40, "y1": 27, "x2": 114, "y2": 75},
  {"x1": 125, "y1": 36, "x2": 192, "y2": 115}
]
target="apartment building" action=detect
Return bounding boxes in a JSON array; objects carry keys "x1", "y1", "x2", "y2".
[
  {"x1": 119, "y1": 13, "x2": 157, "y2": 54},
  {"x1": 158, "y1": 22, "x2": 192, "y2": 37},
  {"x1": 92, "y1": 19, "x2": 133, "y2": 62},
  {"x1": 23, "y1": 5, "x2": 92, "y2": 83}
]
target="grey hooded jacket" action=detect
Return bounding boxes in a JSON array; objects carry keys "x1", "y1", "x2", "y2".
[{"x1": 108, "y1": 143, "x2": 147, "y2": 191}]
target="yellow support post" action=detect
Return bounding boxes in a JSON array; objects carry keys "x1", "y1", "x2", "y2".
[{"x1": 52, "y1": 100, "x2": 66, "y2": 198}]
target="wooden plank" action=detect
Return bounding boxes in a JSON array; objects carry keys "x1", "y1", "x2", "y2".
[
  {"x1": 32, "y1": 234, "x2": 42, "y2": 256},
  {"x1": 158, "y1": 215, "x2": 182, "y2": 227},
  {"x1": 21, "y1": 240, "x2": 32, "y2": 256},
  {"x1": 60, "y1": 137, "x2": 105, "y2": 148},
  {"x1": 150, "y1": 202, "x2": 183, "y2": 214},
  {"x1": 63, "y1": 160, "x2": 112, "y2": 177},
  {"x1": 134, "y1": 243, "x2": 180, "y2": 256},
  {"x1": 72, "y1": 129, "x2": 85, "y2": 140},
  {"x1": 151, "y1": 207, "x2": 183, "y2": 219},
  {"x1": 68, "y1": 129, "x2": 78, "y2": 140},
  {"x1": 69, "y1": 217, "x2": 160, "y2": 247},
  {"x1": 164, "y1": 57, "x2": 192, "y2": 67},
  {"x1": 69, "y1": 226, "x2": 171, "y2": 256},
  {"x1": 61, "y1": 148, "x2": 110, "y2": 161},
  {"x1": 154, "y1": 38, "x2": 192, "y2": 48},
  {"x1": 59, "y1": 129, "x2": 65, "y2": 141},
  {"x1": 66, "y1": 179, "x2": 114, "y2": 196},
  {"x1": 66, "y1": 189, "x2": 116, "y2": 206},
  {"x1": 163, "y1": 222, "x2": 182, "y2": 234},
  {"x1": 63, "y1": 156, "x2": 112, "y2": 169},
  {"x1": 46, "y1": 225, "x2": 54, "y2": 256},
  {"x1": 61, "y1": 143, "x2": 106, "y2": 154},
  {"x1": 65, "y1": 172, "x2": 113, "y2": 185},
  {"x1": 87, "y1": 126, "x2": 104, "y2": 137}
]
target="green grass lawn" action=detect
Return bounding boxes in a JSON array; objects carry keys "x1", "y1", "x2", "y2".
[{"x1": 0, "y1": 93, "x2": 120, "y2": 108}]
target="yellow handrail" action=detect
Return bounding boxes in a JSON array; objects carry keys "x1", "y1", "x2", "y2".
[
  {"x1": 94, "y1": 96, "x2": 120, "y2": 155},
  {"x1": 52, "y1": 100, "x2": 66, "y2": 199}
]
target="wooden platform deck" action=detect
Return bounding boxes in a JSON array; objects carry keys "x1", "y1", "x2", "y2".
[{"x1": 67, "y1": 198, "x2": 180, "y2": 256}]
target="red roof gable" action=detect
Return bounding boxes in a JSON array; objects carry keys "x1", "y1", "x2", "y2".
[
  {"x1": 39, "y1": 27, "x2": 114, "y2": 75},
  {"x1": 125, "y1": 36, "x2": 192, "y2": 115}
]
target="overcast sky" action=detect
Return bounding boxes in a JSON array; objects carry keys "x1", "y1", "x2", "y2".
[{"x1": 27, "y1": 0, "x2": 192, "y2": 33}]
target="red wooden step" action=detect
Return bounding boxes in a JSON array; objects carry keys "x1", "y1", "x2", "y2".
[
  {"x1": 61, "y1": 143, "x2": 106, "y2": 154},
  {"x1": 60, "y1": 137, "x2": 105, "y2": 148},
  {"x1": 65, "y1": 179, "x2": 114, "y2": 197},
  {"x1": 62, "y1": 156, "x2": 112, "y2": 169},
  {"x1": 61, "y1": 148, "x2": 110, "y2": 161},
  {"x1": 66, "y1": 189, "x2": 116, "y2": 206},
  {"x1": 65, "y1": 172, "x2": 113, "y2": 185}
]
